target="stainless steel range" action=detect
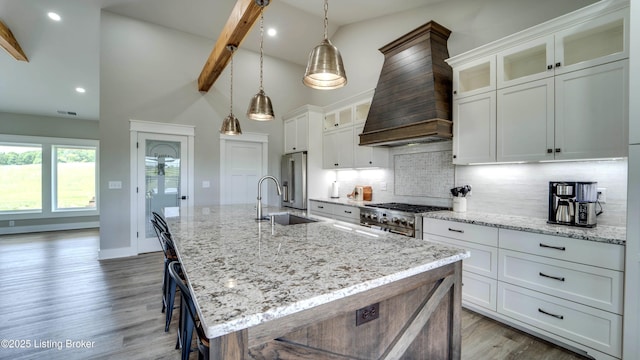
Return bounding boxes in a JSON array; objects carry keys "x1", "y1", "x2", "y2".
[{"x1": 360, "y1": 203, "x2": 449, "y2": 239}]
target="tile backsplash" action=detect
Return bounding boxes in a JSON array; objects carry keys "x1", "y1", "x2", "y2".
[
  {"x1": 320, "y1": 141, "x2": 627, "y2": 227},
  {"x1": 455, "y1": 159, "x2": 628, "y2": 226}
]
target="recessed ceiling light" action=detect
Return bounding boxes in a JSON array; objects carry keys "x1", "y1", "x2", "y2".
[
  {"x1": 75, "y1": 87, "x2": 86, "y2": 93},
  {"x1": 47, "y1": 12, "x2": 61, "y2": 21},
  {"x1": 267, "y1": 28, "x2": 277, "y2": 37}
]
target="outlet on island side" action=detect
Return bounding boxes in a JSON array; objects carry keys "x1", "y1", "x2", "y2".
[{"x1": 356, "y1": 302, "x2": 380, "y2": 326}]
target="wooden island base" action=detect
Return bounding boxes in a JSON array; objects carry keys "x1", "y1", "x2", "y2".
[{"x1": 209, "y1": 261, "x2": 462, "y2": 360}]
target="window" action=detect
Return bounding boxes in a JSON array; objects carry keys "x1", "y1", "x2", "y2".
[
  {"x1": 54, "y1": 146, "x2": 97, "y2": 210},
  {"x1": 0, "y1": 144, "x2": 42, "y2": 212},
  {"x1": 0, "y1": 135, "x2": 98, "y2": 217}
]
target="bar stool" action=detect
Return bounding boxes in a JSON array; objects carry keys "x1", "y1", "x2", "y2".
[{"x1": 167, "y1": 261, "x2": 210, "y2": 360}]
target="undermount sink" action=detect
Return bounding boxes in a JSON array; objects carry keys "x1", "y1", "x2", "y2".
[{"x1": 270, "y1": 213, "x2": 318, "y2": 225}]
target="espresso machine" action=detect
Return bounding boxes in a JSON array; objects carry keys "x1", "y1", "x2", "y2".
[{"x1": 548, "y1": 181, "x2": 598, "y2": 227}]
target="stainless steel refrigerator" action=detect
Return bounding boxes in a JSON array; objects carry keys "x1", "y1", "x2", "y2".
[{"x1": 281, "y1": 151, "x2": 307, "y2": 209}]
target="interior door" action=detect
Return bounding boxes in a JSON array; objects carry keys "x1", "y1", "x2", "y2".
[
  {"x1": 137, "y1": 133, "x2": 189, "y2": 253},
  {"x1": 222, "y1": 140, "x2": 263, "y2": 204}
]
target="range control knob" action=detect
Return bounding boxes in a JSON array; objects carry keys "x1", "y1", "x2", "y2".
[
  {"x1": 381, "y1": 218, "x2": 389, "y2": 224},
  {"x1": 392, "y1": 217, "x2": 399, "y2": 224},
  {"x1": 400, "y1": 218, "x2": 407, "y2": 225},
  {"x1": 408, "y1": 219, "x2": 414, "y2": 226},
  {"x1": 371, "y1": 215, "x2": 378, "y2": 221}
]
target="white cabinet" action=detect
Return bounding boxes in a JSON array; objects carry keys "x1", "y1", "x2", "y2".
[
  {"x1": 423, "y1": 219, "x2": 499, "y2": 311},
  {"x1": 322, "y1": 127, "x2": 354, "y2": 169},
  {"x1": 424, "y1": 218, "x2": 625, "y2": 359},
  {"x1": 554, "y1": 60, "x2": 629, "y2": 160},
  {"x1": 448, "y1": 1, "x2": 629, "y2": 164},
  {"x1": 452, "y1": 91, "x2": 496, "y2": 164},
  {"x1": 452, "y1": 55, "x2": 496, "y2": 99},
  {"x1": 324, "y1": 106, "x2": 353, "y2": 131},
  {"x1": 308, "y1": 200, "x2": 360, "y2": 225},
  {"x1": 497, "y1": 78, "x2": 554, "y2": 162},
  {"x1": 353, "y1": 124, "x2": 388, "y2": 168},
  {"x1": 322, "y1": 94, "x2": 387, "y2": 169},
  {"x1": 283, "y1": 113, "x2": 309, "y2": 153},
  {"x1": 497, "y1": 8, "x2": 628, "y2": 89}
]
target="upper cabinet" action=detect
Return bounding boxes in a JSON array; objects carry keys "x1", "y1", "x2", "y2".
[
  {"x1": 321, "y1": 92, "x2": 389, "y2": 169},
  {"x1": 324, "y1": 106, "x2": 353, "y2": 131},
  {"x1": 497, "y1": 9, "x2": 628, "y2": 89},
  {"x1": 453, "y1": 56, "x2": 496, "y2": 99},
  {"x1": 283, "y1": 113, "x2": 309, "y2": 153},
  {"x1": 447, "y1": 0, "x2": 629, "y2": 164}
]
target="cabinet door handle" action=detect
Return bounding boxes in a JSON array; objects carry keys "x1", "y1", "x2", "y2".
[
  {"x1": 453, "y1": 90, "x2": 457, "y2": 95},
  {"x1": 555, "y1": 148, "x2": 561, "y2": 153},
  {"x1": 547, "y1": 64, "x2": 553, "y2": 70},
  {"x1": 539, "y1": 272, "x2": 565, "y2": 282},
  {"x1": 538, "y1": 308, "x2": 564, "y2": 320},
  {"x1": 539, "y1": 243, "x2": 566, "y2": 251},
  {"x1": 334, "y1": 123, "x2": 338, "y2": 127},
  {"x1": 453, "y1": 155, "x2": 457, "y2": 159},
  {"x1": 293, "y1": 147, "x2": 296, "y2": 150},
  {"x1": 547, "y1": 148, "x2": 553, "y2": 154},
  {"x1": 448, "y1": 228, "x2": 464, "y2": 233},
  {"x1": 555, "y1": 62, "x2": 561, "y2": 68}
]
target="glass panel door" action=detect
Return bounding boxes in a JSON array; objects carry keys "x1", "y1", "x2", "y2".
[{"x1": 137, "y1": 133, "x2": 188, "y2": 253}]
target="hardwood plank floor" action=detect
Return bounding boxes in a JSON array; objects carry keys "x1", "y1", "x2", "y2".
[{"x1": 0, "y1": 229, "x2": 590, "y2": 360}]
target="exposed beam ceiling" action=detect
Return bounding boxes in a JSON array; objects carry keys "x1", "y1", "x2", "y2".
[
  {"x1": 197, "y1": 0, "x2": 266, "y2": 92},
  {"x1": 0, "y1": 20, "x2": 28, "y2": 62}
]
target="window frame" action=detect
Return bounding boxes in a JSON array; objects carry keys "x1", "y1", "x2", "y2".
[{"x1": 0, "y1": 134, "x2": 99, "y2": 220}]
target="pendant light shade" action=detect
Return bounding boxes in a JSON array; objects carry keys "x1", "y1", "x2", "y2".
[
  {"x1": 247, "y1": 6, "x2": 275, "y2": 121},
  {"x1": 303, "y1": 0, "x2": 347, "y2": 90},
  {"x1": 220, "y1": 45, "x2": 242, "y2": 135},
  {"x1": 247, "y1": 89, "x2": 274, "y2": 121}
]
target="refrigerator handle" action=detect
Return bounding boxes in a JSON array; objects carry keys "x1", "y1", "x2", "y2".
[
  {"x1": 282, "y1": 183, "x2": 289, "y2": 202},
  {"x1": 290, "y1": 158, "x2": 295, "y2": 203}
]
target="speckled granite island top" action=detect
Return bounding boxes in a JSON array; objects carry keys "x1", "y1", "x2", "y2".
[
  {"x1": 166, "y1": 205, "x2": 469, "y2": 340},
  {"x1": 424, "y1": 211, "x2": 626, "y2": 245}
]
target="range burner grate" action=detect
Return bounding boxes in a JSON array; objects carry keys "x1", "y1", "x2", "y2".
[{"x1": 366, "y1": 203, "x2": 449, "y2": 213}]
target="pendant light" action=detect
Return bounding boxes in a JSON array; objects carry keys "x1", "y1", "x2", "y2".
[
  {"x1": 247, "y1": 1, "x2": 275, "y2": 121},
  {"x1": 303, "y1": 0, "x2": 347, "y2": 90},
  {"x1": 220, "y1": 45, "x2": 242, "y2": 135}
]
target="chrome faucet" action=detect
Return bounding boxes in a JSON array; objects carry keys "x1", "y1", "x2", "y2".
[{"x1": 256, "y1": 175, "x2": 282, "y2": 220}]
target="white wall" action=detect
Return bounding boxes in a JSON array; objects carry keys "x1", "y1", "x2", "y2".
[{"x1": 99, "y1": 12, "x2": 311, "y2": 252}]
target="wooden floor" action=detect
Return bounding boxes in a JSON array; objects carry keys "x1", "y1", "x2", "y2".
[{"x1": 0, "y1": 229, "x2": 590, "y2": 360}]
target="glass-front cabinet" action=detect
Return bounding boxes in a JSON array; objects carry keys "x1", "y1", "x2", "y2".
[
  {"x1": 497, "y1": 8, "x2": 628, "y2": 89},
  {"x1": 452, "y1": 55, "x2": 495, "y2": 99},
  {"x1": 324, "y1": 106, "x2": 353, "y2": 131}
]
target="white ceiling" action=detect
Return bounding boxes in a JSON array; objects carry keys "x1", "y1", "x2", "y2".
[{"x1": 0, "y1": 0, "x2": 438, "y2": 122}]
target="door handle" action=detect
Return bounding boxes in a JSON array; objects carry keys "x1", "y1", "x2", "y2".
[{"x1": 181, "y1": 196, "x2": 188, "y2": 200}]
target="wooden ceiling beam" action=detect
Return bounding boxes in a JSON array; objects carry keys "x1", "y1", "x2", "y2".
[
  {"x1": 198, "y1": 0, "x2": 266, "y2": 92},
  {"x1": 0, "y1": 20, "x2": 28, "y2": 62}
]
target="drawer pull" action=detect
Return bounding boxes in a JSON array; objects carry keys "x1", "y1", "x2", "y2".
[
  {"x1": 448, "y1": 228, "x2": 464, "y2": 234},
  {"x1": 318, "y1": 206, "x2": 324, "y2": 209},
  {"x1": 538, "y1": 308, "x2": 564, "y2": 320},
  {"x1": 539, "y1": 243, "x2": 566, "y2": 251},
  {"x1": 539, "y1": 272, "x2": 565, "y2": 282},
  {"x1": 344, "y1": 210, "x2": 352, "y2": 214}
]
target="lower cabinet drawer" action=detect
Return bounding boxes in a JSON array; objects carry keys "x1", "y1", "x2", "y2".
[
  {"x1": 498, "y1": 282, "x2": 622, "y2": 358},
  {"x1": 309, "y1": 201, "x2": 334, "y2": 218},
  {"x1": 462, "y1": 271, "x2": 497, "y2": 311},
  {"x1": 499, "y1": 249, "x2": 623, "y2": 314},
  {"x1": 423, "y1": 218, "x2": 498, "y2": 246},
  {"x1": 333, "y1": 204, "x2": 360, "y2": 221},
  {"x1": 426, "y1": 235, "x2": 497, "y2": 278}
]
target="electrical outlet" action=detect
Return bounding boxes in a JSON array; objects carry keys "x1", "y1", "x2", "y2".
[
  {"x1": 597, "y1": 188, "x2": 607, "y2": 203},
  {"x1": 9, "y1": 220, "x2": 15, "y2": 227},
  {"x1": 356, "y1": 303, "x2": 379, "y2": 326}
]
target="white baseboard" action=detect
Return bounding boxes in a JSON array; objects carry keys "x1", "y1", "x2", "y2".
[
  {"x1": 98, "y1": 246, "x2": 137, "y2": 260},
  {"x1": 0, "y1": 221, "x2": 99, "y2": 235}
]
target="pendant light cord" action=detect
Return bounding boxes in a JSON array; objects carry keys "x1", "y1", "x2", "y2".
[
  {"x1": 228, "y1": 46, "x2": 235, "y2": 115},
  {"x1": 323, "y1": 0, "x2": 328, "y2": 40},
  {"x1": 259, "y1": 9, "x2": 264, "y2": 91}
]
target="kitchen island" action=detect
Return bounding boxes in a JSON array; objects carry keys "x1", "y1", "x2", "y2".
[{"x1": 167, "y1": 205, "x2": 469, "y2": 359}]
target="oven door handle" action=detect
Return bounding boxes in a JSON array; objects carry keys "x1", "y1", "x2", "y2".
[{"x1": 389, "y1": 229, "x2": 413, "y2": 237}]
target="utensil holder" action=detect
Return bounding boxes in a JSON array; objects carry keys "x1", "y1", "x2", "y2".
[{"x1": 453, "y1": 197, "x2": 467, "y2": 213}]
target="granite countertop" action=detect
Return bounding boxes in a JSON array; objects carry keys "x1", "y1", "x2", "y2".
[
  {"x1": 167, "y1": 205, "x2": 469, "y2": 339},
  {"x1": 424, "y1": 211, "x2": 626, "y2": 245}
]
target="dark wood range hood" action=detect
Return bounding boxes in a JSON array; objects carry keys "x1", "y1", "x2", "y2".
[{"x1": 359, "y1": 21, "x2": 453, "y2": 146}]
